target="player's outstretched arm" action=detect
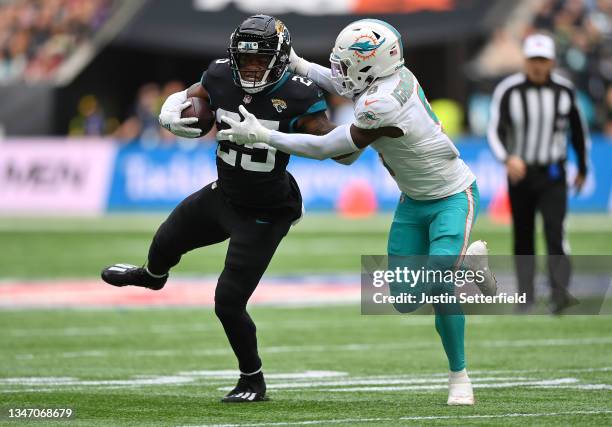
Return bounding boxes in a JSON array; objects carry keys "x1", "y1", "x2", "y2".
[
  {"x1": 294, "y1": 111, "x2": 364, "y2": 165},
  {"x1": 219, "y1": 105, "x2": 401, "y2": 160},
  {"x1": 158, "y1": 83, "x2": 209, "y2": 138}
]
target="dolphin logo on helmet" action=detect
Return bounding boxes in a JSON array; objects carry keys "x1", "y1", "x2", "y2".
[
  {"x1": 329, "y1": 19, "x2": 404, "y2": 98},
  {"x1": 349, "y1": 36, "x2": 386, "y2": 55}
]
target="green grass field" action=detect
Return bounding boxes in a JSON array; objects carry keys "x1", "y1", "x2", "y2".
[
  {"x1": 1, "y1": 214, "x2": 611, "y2": 426},
  {"x1": 2, "y1": 213, "x2": 612, "y2": 279}
]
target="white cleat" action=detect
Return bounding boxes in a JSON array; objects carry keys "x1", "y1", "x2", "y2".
[
  {"x1": 464, "y1": 240, "x2": 497, "y2": 296},
  {"x1": 447, "y1": 369, "x2": 475, "y2": 405}
]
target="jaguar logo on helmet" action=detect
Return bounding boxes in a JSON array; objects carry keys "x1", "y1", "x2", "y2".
[{"x1": 275, "y1": 20, "x2": 286, "y2": 35}]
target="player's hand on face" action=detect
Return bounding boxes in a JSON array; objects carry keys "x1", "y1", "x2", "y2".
[
  {"x1": 158, "y1": 101, "x2": 202, "y2": 138},
  {"x1": 505, "y1": 155, "x2": 527, "y2": 184},
  {"x1": 219, "y1": 105, "x2": 271, "y2": 144}
]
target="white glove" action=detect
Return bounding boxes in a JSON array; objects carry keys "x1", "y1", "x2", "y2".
[
  {"x1": 288, "y1": 48, "x2": 311, "y2": 76},
  {"x1": 158, "y1": 90, "x2": 202, "y2": 138},
  {"x1": 218, "y1": 105, "x2": 271, "y2": 144}
]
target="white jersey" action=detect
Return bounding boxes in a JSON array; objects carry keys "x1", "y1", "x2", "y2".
[{"x1": 353, "y1": 67, "x2": 475, "y2": 200}]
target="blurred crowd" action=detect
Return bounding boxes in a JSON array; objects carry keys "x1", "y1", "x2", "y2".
[
  {"x1": 69, "y1": 81, "x2": 219, "y2": 145},
  {"x1": 68, "y1": 0, "x2": 612, "y2": 142},
  {"x1": 69, "y1": 82, "x2": 362, "y2": 144},
  {"x1": 0, "y1": 0, "x2": 114, "y2": 82},
  {"x1": 531, "y1": 0, "x2": 612, "y2": 134},
  {"x1": 471, "y1": 0, "x2": 612, "y2": 136}
]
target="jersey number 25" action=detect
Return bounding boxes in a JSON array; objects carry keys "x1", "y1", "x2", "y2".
[{"x1": 217, "y1": 144, "x2": 276, "y2": 172}]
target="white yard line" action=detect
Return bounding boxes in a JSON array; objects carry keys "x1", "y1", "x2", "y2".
[
  {"x1": 4, "y1": 367, "x2": 610, "y2": 390},
  {"x1": 319, "y1": 378, "x2": 579, "y2": 392},
  {"x1": 3, "y1": 368, "x2": 611, "y2": 395},
  {"x1": 542, "y1": 384, "x2": 612, "y2": 390},
  {"x1": 178, "y1": 371, "x2": 346, "y2": 380},
  {"x1": 0, "y1": 371, "x2": 347, "y2": 389},
  {"x1": 180, "y1": 410, "x2": 612, "y2": 427},
  {"x1": 219, "y1": 377, "x2": 531, "y2": 391}
]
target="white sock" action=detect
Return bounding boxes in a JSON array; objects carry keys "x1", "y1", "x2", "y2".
[
  {"x1": 449, "y1": 369, "x2": 470, "y2": 383},
  {"x1": 145, "y1": 266, "x2": 167, "y2": 279},
  {"x1": 241, "y1": 367, "x2": 262, "y2": 376}
]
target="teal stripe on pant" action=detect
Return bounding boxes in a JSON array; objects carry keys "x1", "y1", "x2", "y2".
[{"x1": 387, "y1": 181, "x2": 479, "y2": 372}]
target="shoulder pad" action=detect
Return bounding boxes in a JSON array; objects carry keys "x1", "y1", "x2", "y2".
[
  {"x1": 206, "y1": 58, "x2": 231, "y2": 77},
  {"x1": 354, "y1": 95, "x2": 398, "y2": 130},
  {"x1": 285, "y1": 73, "x2": 322, "y2": 100}
]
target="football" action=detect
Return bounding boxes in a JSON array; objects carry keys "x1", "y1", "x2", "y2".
[{"x1": 181, "y1": 96, "x2": 215, "y2": 134}]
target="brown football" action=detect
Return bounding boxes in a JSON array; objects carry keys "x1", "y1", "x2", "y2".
[{"x1": 181, "y1": 97, "x2": 215, "y2": 134}]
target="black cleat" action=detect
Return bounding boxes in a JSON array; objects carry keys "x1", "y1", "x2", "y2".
[
  {"x1": 221, "y1": 373, "x2": 268, "y2": 403},
  {"x1": 101, "y1": 264, "x2": 167, "y2": 290},
  {"x1": 550, "y1": 294, "x2": 580, "y2": 315}
]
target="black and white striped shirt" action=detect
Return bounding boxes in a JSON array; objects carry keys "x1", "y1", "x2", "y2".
[{"x1": 487, "y1": 72, "x2": 590, "y2": 175}]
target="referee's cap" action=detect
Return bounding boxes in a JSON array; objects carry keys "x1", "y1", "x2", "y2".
[{"x1": 523, "y1": 34, "x2": 555, "y2": 60}]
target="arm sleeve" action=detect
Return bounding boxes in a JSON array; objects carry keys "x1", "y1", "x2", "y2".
[
  {"x1": 306, "y1": 63, "x2": 338, "y2": 96},
  {"x1": 487, "y1": 84, "x2": 511, "y2": 162},
  {"x1": 267, "y1": 124, "x2": 358, "y2": 160},
  {"x1": 568, "y1": 91, "x2": 590, "y2": 175}
]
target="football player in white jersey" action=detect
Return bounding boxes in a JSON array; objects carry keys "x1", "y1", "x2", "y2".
[{"x1": 219, "y1": 19, "x2": 496, "y2": 405}]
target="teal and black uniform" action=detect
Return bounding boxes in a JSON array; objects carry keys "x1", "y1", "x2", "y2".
[
  {"x1": 203, "y1": 58, "x2": 327, "y2": 221},
  {"x1": 147, "y1": 62, "x2": 327, "y2": 378}
]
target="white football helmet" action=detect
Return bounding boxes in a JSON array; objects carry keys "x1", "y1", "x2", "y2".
[{"x1": 329, "y1": 19, "x2": 404, "y2": 98}]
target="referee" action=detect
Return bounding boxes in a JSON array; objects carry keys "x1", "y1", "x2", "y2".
[{"x1": 487, "y1": 33, "x2": 590, "y2": 313}]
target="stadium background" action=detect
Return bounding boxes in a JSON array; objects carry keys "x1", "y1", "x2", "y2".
[{"x1": 1, "y1": 0, "x2": 611, "y2": 426}]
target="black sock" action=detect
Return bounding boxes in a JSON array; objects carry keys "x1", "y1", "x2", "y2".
[{"x1": 242, "y1": 371, "x2": 264, "y2": 384}]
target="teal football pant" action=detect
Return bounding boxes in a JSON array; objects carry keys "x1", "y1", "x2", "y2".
[{"x1": 387, "y1": 181, "x2": 479, "y2": 372}]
